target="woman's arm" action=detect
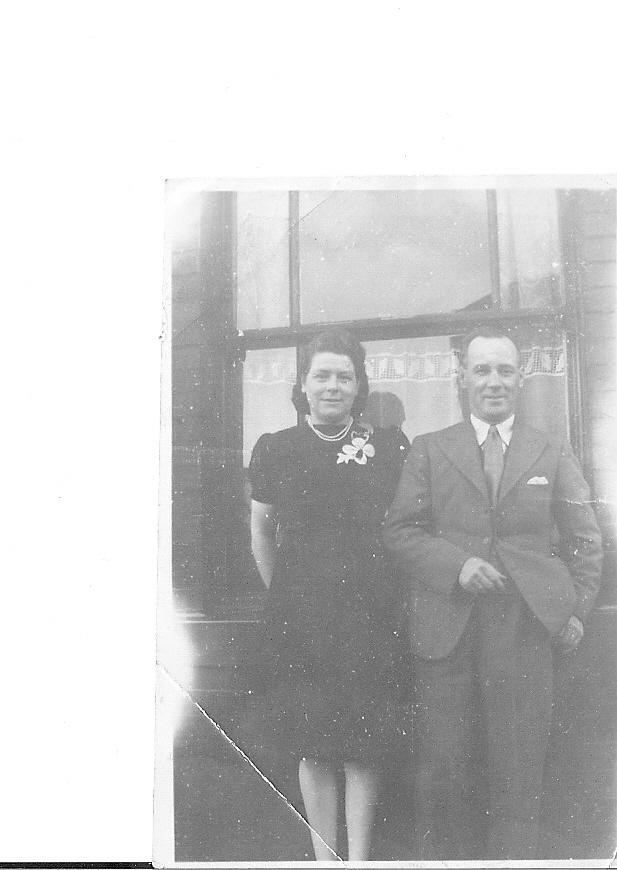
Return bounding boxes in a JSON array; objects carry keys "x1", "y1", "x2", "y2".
[{"x1": 250, "y1": 499, "x2": 277, "y2": 589}]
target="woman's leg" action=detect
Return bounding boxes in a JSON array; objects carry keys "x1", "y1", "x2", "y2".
[
  {"x1": 298, "y1": 757, "x2": 339, "y2": 860},
  {"x1": 343, "y1": 761, "x2": 381, "y2": 860}
]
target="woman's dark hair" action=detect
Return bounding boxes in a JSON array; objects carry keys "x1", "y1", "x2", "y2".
[{"x1": 291, "y1": 328, "x2": 370, "y2": 415}]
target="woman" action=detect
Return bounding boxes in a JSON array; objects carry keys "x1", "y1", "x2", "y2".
[{"x1": 247, "y1": 328, "x2": 409, "y2": 861}]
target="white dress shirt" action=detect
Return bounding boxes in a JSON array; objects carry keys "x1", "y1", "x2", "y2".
[{"x1": 470, "y1": 413, "x2": 514, "y2": 453}]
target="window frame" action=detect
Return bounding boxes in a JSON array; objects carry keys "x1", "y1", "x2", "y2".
[{"x1": 229, "y1": 189, "x2": 584, "y2": 461}]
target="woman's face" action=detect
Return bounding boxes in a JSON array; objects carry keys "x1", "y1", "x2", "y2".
[{"x1": 302, "y1": 352, "x2": 359, "y2": 425}]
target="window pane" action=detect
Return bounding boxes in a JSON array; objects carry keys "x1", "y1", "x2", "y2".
[
  {"x1": 243, "y1": 347, "x2": 297, "y2": 466},
  {"x1": 299, "y1": 191, "x2": 493, "y2": 323},
  {"x1": 362, "y1": 336, "x2": 463, "y2": 443},
  {"x1": 361, "y1": 326, "x2": 567, "y2": 443},
  {"x1": 236, "y1": 192, "x2": 290, "y2": 329},
  {"x1": 496, "y1": 190, "x2": 565, "y2": 309}
]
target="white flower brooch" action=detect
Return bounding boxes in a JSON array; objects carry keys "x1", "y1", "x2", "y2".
[{"x1": 337, "y1": 423, "x2": 375, "y2": 465}]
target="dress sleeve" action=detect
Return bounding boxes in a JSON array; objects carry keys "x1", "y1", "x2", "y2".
[{"x1": 248, "y1": 433, "x2": 278, "y2": 504}]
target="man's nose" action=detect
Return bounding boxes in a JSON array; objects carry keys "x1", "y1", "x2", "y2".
[
  {"x1": 325, "y1": 375, "x2": 339, "y2": 390},
  {"x1": 486, "y1": 369, "x2": 501, "y2": 387}
]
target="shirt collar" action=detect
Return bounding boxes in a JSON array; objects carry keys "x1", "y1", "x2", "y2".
[{"x1": 470, "y1": 413, "x2": 515, "y2": 446}]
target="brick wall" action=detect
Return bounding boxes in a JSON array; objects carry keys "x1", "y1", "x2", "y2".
[{"x1": 577, "y1": 189, "x2": 616, "y2": 592}]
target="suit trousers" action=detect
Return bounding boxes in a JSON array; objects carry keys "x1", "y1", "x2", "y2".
[{"x1": 410, "y1": 591, "x2": 553, "y2": 860}]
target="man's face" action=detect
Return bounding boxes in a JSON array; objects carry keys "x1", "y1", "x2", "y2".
[{"x1": 460, "y1": 336, "x2": 523, "y2": 423}]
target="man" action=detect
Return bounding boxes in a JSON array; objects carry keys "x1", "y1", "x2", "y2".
[{"x1": 383, "y1": 327, "x2": 603, "y2": 859}]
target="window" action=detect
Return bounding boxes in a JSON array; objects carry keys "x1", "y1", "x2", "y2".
[
  {"x1": 236, "y1": 189, "x2": 566, "y2": 332},
  {"x1": 237, "y1": 189, "x2": 574, "y2": 461},
  {"x1": 237, "y1": 192, "x2": 290, "y2": 329},
  {"x1": 243, "y1": 346, "x2": 296, "y2": 465},
  {"x1": 297, "y1": 190, "x2": 493, "y2": 321}
]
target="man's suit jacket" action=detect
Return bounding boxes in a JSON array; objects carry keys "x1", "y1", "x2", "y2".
[{"x1": 383, "y1": 419, "x2": 603, "y2": 660}]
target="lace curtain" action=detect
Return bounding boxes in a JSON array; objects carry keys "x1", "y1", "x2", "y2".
[{"x1": 243, "y1": 332, "x2": 567, "y2": 464}]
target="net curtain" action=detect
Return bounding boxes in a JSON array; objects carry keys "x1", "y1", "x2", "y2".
[{"x1": 243, "y1": 334, "x2": 568, "y2": 466}]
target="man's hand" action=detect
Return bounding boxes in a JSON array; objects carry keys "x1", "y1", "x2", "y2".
[
  {"x1": 458, "y1": 557, "x2": 507, "y2": 594},
  {"x1": 556, "y1": 615, "x2": 584, "y2": 652}
]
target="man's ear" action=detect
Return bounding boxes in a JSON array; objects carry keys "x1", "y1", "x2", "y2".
[{"x1": 458, "y1": 368, "x2": 467, "y2": 392}]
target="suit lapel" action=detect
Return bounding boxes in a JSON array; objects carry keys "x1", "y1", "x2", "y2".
[
  {"x1": 436, "y1": 421, "x2": 488, "y2": 498},
  {"x1": 498, "y1": 422, "x2": 548, "y2": 503}
]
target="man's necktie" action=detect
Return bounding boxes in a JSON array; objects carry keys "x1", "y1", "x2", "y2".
[{"x1": 483, "y1": 424, "x2": 505, "y2": 505}]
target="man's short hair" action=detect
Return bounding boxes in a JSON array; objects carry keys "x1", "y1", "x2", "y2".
[{"x1": 459, "y1": 326, "x2": 522, "y2": 368}]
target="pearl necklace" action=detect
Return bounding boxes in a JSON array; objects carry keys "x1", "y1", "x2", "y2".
[{"x1": 306, "y1": 416, "x2": 354, "y2": 442}]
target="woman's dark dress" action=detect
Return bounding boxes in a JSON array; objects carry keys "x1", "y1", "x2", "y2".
[{"x1": 245, "y1": 418, "x2": 410, "y2": 764}]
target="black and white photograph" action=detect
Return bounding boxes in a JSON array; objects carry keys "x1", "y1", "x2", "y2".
[
  {"x1": 156, "y1": 178, "x2": 617, "y2": 866},
  {"x1": 5, "y1": 4, "x2": 617, "y2": 868}
]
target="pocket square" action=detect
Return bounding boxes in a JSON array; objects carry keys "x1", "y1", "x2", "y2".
[{"x1": 527, "y1": 476, "x2": 548, "y2": 485}]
